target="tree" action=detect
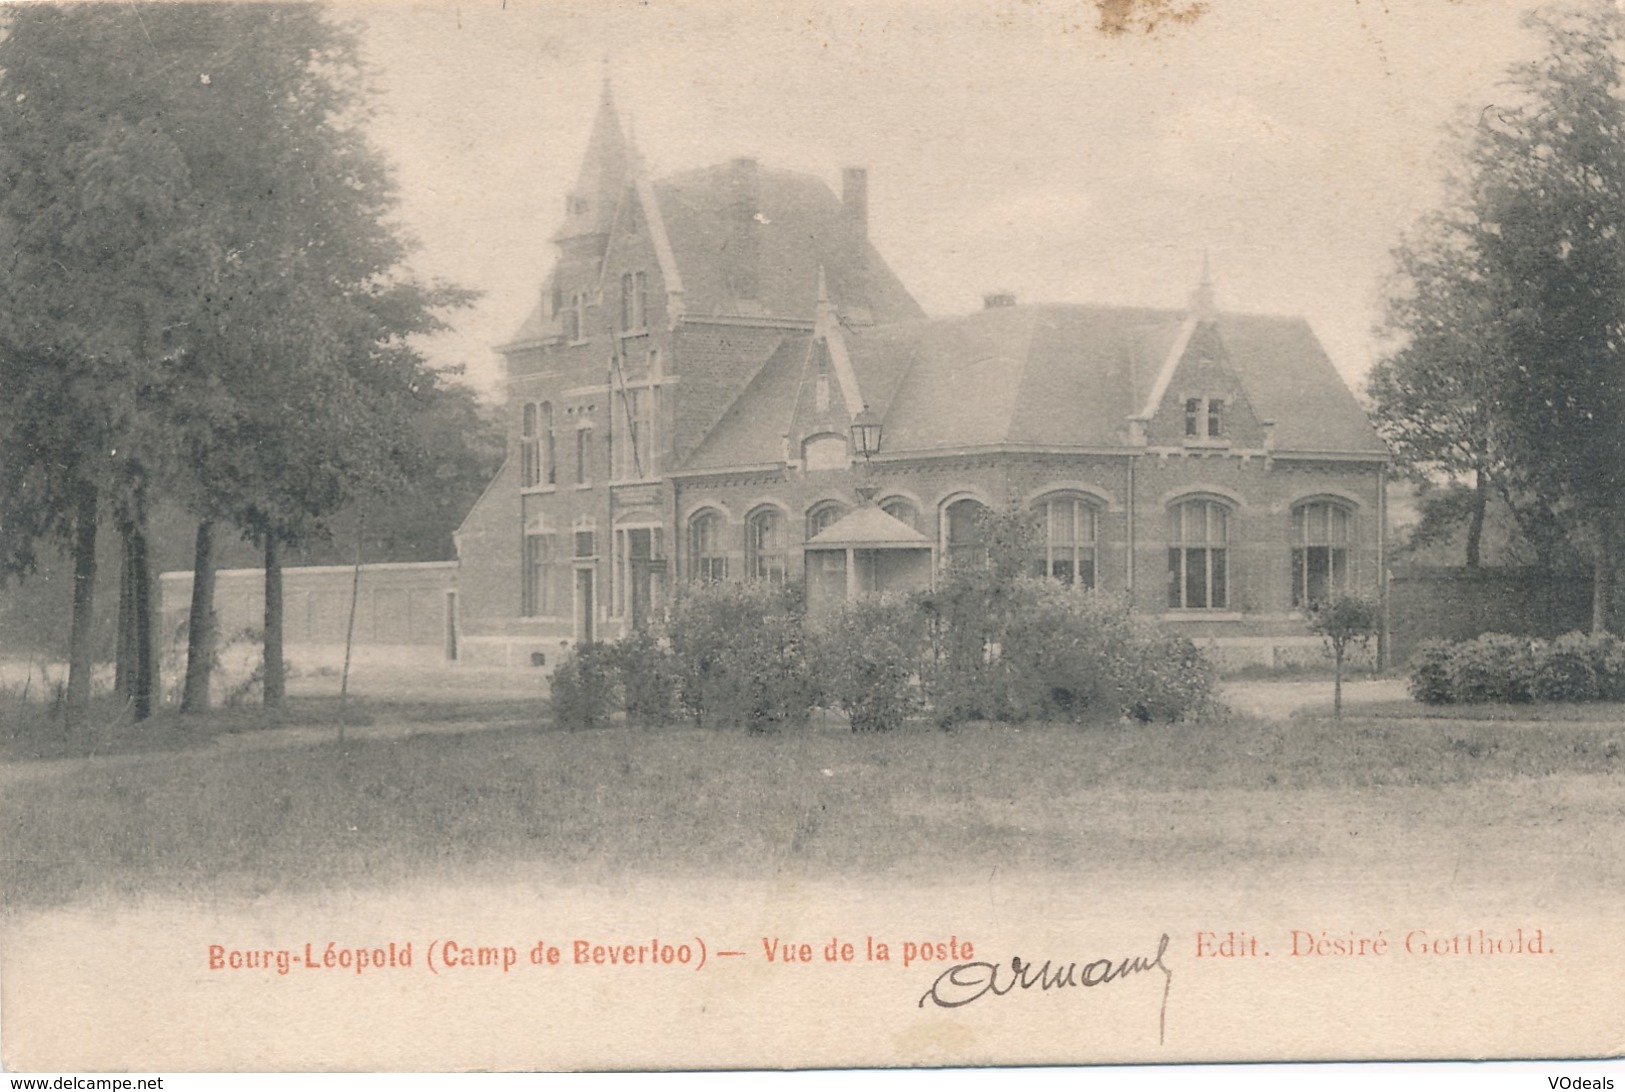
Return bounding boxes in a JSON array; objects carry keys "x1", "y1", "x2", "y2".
[
  {"x1": 0, "y1": 6, "x2": 220, "y2": 724},
  {"x1": 1371, "y1": 1, "x2": 1625, "y2": 631},
  {"x1": 0, "y1": 5, "x2": 474, "y2": 719},
  {"x1": 1305, "y1": 594, "x2": 1381, "y2": 719}
]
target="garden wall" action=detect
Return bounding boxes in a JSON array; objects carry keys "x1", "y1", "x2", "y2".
[{"x1": 1387, "y1": 565, "x2": 1595, "y2": 666}]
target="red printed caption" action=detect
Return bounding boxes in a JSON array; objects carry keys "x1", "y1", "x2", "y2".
[{"x1": 207, "y1": 934, "x2": 974, "y2": 975}]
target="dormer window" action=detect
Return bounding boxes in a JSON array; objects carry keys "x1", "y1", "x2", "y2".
[{"x1": 1184, "y1": 396, "x2": 1225, "y2": 442}]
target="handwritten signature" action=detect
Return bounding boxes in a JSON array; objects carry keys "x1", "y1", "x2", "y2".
[{"x1": 917, "y1": 932, "x2": 1173, "y2": 1044}]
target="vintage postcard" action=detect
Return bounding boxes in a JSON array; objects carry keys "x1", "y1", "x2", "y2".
[{"x1": 2, "y1": 0, "x2": 1623, "y2": 1076}]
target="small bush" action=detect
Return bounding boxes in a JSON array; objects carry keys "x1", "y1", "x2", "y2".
[
  {"x1": 1531, "y1": 632, "x2": 1598, "y2": 702},
  {"x1": 608, "y1": 630, "x2": 682, "y2": 729},
  {"x1": 1118, "y1": 630, "x2": 1218, "y2": 723},
  {"x1": 1408, "y1": 640, "x2": 1455, "y2": 705},
  {"x1": 669, "y1": 582, "x2": 816, "y2": 732},
  {"x1": 1577, "y1": 631, "x2": 1625, "y2": 702},
  {"x1": 550, "y1": 641, "x2": 618, "y2": 730},
  {"x1": 815, "y1": 595, "x2": 926, "y2": 733},
  {"x1": 1447, "y1": 633, "x2": 1535, "y2": 704}
]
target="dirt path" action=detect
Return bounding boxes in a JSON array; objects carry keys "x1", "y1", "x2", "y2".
[{"x1": 1220, "y1": 677, "x2": 1409, "y2": 719}]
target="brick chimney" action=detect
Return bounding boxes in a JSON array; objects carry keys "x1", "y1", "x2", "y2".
[
  {"x1": 728, "y1": 157, "x2": 760, "y2": 303},
  {"x1": 840, "y1": 167, "x2": 869, "y2": 303}
]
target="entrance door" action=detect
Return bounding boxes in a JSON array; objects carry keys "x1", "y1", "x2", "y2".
[{"x1": 575, "y1": 568, "x2": 595, "y2": 643}]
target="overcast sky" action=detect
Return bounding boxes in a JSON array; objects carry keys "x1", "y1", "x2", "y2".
[{"x1": 349, "y1": 0, "x2": 1544, "y2": 400}]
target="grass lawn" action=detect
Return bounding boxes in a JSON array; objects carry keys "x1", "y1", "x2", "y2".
[{"x1": 4, "y1": 706, "x2": 1622, "y2": 913}]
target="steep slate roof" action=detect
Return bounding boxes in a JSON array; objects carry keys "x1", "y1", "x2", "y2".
[
  {"x1": 678, "y1": 331, "x2": 810, "y2": 471},
  {"x1": 652, "y1": 163, "x2": 922, "y2": 324},
  {"x1": 680, "y1": 303, "x2": 1385, "y2": 469},
  {"x1": 501, "y1": 163, "x2": 923, "y2": 347}
]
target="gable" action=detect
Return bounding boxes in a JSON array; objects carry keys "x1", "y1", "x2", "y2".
[{"x1": 1143, "y1": 322, "x2": 1267, "y2": 448}]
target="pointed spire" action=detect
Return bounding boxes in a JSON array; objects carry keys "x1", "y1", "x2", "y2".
[
  {"x1": 557, "y1": 68, "x2": 630, "y2": 242},
  {"x1": 1188, "y1": 250, "x2": 1216, "y2": 320},
  {"x1": 816, "y1": 265, "x2": 830, "y2": 306}
]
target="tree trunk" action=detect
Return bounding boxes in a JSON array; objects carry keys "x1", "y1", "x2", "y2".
[
  {"x1": 263, "y1": 534, "x2": 285, "y2": 708},
  {"x1": 122, "y1": 510, "x2": 156, "y2": 722},
  {"x1": 114, "y1": 536, "x2": 132, "y2": 699},
  {"x1": 181, "y1": 520, "x2": 217, "y2": 714},
  {"x1": 1465, "y1": 467, "x2": 1487, "y2": 569},
  {"x1": 1594, "y1": 519, "x2": 1616, "y2": 635},
  {"x1": 65, "y1": 483, "x2": 99, "y2": 730},
  {"x1": 1333, "y1": 644, "x2": 1344, "y2": 719}
]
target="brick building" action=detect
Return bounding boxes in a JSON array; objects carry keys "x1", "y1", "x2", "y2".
[{"x1": 452, "y1": 81, "x2": 1391, "y2": 669}]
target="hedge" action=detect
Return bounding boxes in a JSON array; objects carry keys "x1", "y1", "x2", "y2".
[{"x1": 1408, "y1": 631, "x2": 1625, "y2": 705}]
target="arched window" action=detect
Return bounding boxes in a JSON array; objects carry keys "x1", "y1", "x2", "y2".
[
  {"x1": 521, "y1": 403, "x2": 539, "y2": 487},
  {"x1": 747, "y1": 507, "x2": 787, "y2": 584},
  {"x1": 1292, "y1": 501, "x2": 1351, "y2": 608},
  {"x1": 806, "y1": 501, "x2": 846, "y2": 541},
  {"x1": 688, "y1": 510, "x2": 727, "y2": 583},
  {"x1": 1168, "y1": 498, "x2": 1229, "y2": 609},
  {"x1": 880, "y1": 497, "x2": 918, "y2": 532},
  {"x1": 1033, "y1": 495, "x2": 1098, "y2": 588},
  {"x1": 574, "y1": 424, "x2": 593, "y2": 485},
  {"x1": 803, "y1": 433, "x2": 848, "y2": 471},
  {"x1": 944, "y1": 497, "x2": 991, "y2": 569}
]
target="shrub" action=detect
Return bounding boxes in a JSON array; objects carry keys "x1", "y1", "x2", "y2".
[
  {"x1": 1531, "y1": 632, "x2": 1599, "y2": 702},
  {"x1": 550, "y1": 641, "x2": 618, "y2": 730},
  {"x1": 608, "y1": 630, "x2": 682, "y2": 729},
  {"x1": 815, "y1": 595, "x2": 926, "y2": 733},
  {"x1": 922, "y1": 572, "x2": 1217, "y2": 726},
  {"x1": 1446, "y1": 633, "x2": 1535, "y2": 704},
  {"x1": 668, "y1": 582, "x2": 816, "y2": 732},
  {"x1": 1588, "y1": 632, "x2": 1625, "y2": 701},
  {"x1": 1117, "y1": 629, "x2": 1218, "y2": 723},
  {"x1": 1408, "y1": 640, "x2": 1455, "y2": 705}
]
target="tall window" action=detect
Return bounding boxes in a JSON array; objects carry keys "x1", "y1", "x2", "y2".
[
  {"x1": 541, "y1": 403, "x2": 555, "y2": 486},
  {"x1": 575, "y1": 426, "x2": 592, "y2": 485},
  {"x1": 747, "y1": 508, "x2": 787, "y2": 583},
  {"x1": 1185, "y1": 398, "x2": 1202, "y2": 438},
  {"x1": 523, "y1": 534, "x2": 555, "y2": 616},
  {"x1": 620, "y1": 271, "x2": 649, "y2": 331},
  {"x1": 521, "y1": 403, "x2": 539, "y2": 487},
  {"x1": 1034, "y1": 495, "x2": 1097, "y2": 588},
  {"x1": 945, "y1": 497, "x2": 991, "y2": 569},
  {"x1": 880, "y1": 497, "x2": 918, "y2": 531},
  {"x1": 1292, "y1": 501, "x2": 1351, "y2": 608},
  {"x1": 1207, "y1": 398, "x2": 1225, "y2": 438},
  {"x1": 1168, "y1": 498, "x2": 1229, "y2": 609},
  {"x1": 806, "y1": 501, "x2": 845, "y2": 541},
  {"x1": 564, "y1": 294, "x2": 581, "y2": 342},
  {"x1": 614, "y1": 388, "x2": 654, "y2": 480},
  {"x1": 689, "y1": 510, "x2": 727, "y2": 583}
]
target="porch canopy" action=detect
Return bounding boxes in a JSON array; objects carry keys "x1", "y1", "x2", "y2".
[{"x1": 803, "y1": 505, "x2": 933, "y2": 614}]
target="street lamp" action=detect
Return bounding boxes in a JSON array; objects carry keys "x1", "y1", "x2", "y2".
[
  {"x1": 850, "y1": 404, "x2": 882, "y2": 462},
  {"x1": 850, "y1": 404, "x2": 882, "y2": 503}
]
